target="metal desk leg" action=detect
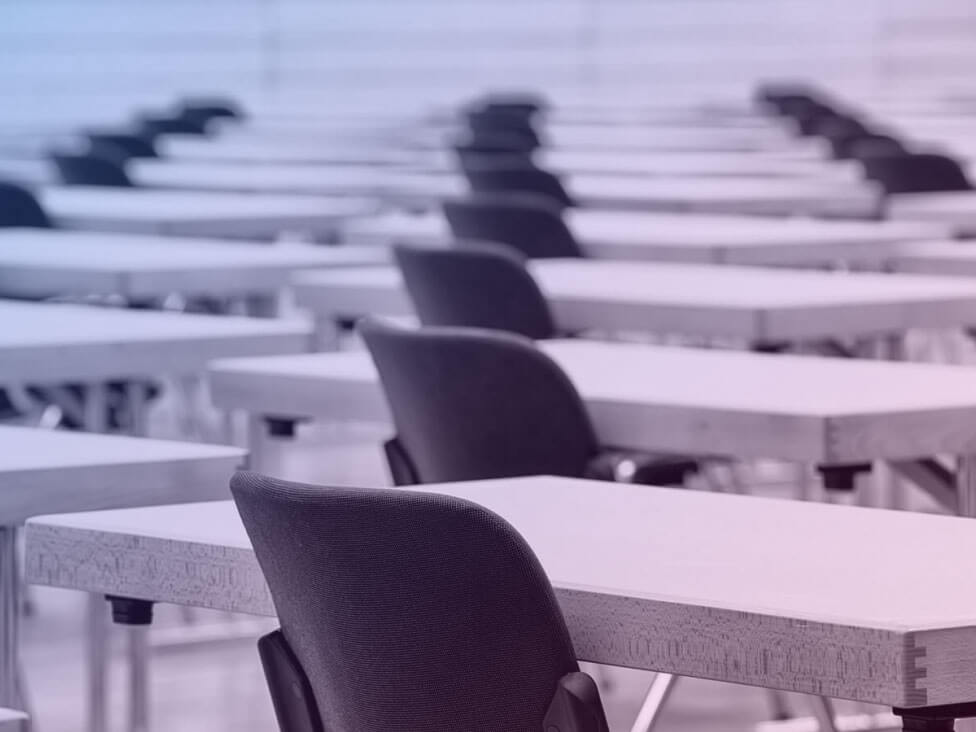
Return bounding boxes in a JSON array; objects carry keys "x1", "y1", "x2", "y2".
[
  {"x1": 0, "y1": 528, "x2": 20, "y2": 711},
  {"x1": 628, "y1": 672, "x2": 678, "y2": 732},
  {"x1": 246, "y1": 415, "x2": 269, "y2": 473},
  {"x1": 956, "y1": 455, "x2": 976, "y2": 518},
  {"x1": 312, "y1": 316, "x2": 341, "y2": 352},
  {"x1": 243, "y1": 294, "x2": 280, "y2": 319},
  {"x1": 86, "y1": 595, "x2": 109, "y2": 732},
  {"x1": 128, "y1": 628, "x2": 150, "y2": 732}
]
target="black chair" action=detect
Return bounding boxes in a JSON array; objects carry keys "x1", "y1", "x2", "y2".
[
  {"x1": 50, "y1": 149, "x2": 132, "y2": 187},
  {"x1": 394, "y1": 243, "x2": 557, "y2": 339},
  {"x1": 456, "y1": 130, "x2": 538, "y2": 157},
  {"x1": 0, "y1": 181, "x2": 52, "y2": 228},
  {"x1": 832, "y1": 133, "x2": 905, "y2": 161},
  {"x1": 861, "y1": 152, "x2": 971, "y2": 194},
  {"x1": 360, "y1": 320, "x2": 698, "y2": 487},
  {"x1": 179, "y1": 99, "x2": 243, "y2": 126},
  {"x1": 467, "y1": 109, "x2": 541, "y2": 150},
  {"x1": 812, "y1": 115, "x2": 868, "y2": 141},
  {"x1": 462, "y1": 163, "x2": 575, "y2": 208},
  {"x1": 86, "y1": 132, "x2": 158, "y2": 160},
  {"x1": 138, "y1": 114, "x2": 209, "y2": 137},
  {"x1": 443, "y1": 195, "x2": 582, "y2": 258},
  {"x1": 231, "y1": 471, "x2": 609, "y2": 732},
  {"x1": 790, "y1": 102, "x2": 841, "y2": 136}
]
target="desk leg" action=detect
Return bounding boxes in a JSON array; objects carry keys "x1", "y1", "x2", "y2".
[
  {"x1": 243, "y1": 294, "x2": 280, "y2": 319},
  {"x1": 312, "y1": 316, "x2": 340, "y2": 352},
  {"x1": 246, "y1": 415, "x2": 268, "y2": 474},
  {"x1": 83, "y1": 384, "x2": 108, "y2": 434},
  {"x1": 128, "y1": 629, "x2": 150, "y2": 732},
  {"x1": 86, "y1": 595, "x2": 109, "y2": 732},
  {"x1": 957, "y1": 455, "x2": 976, "y2": 518},
  {"x1": 628, "y1": 672, "x2": 677, "y2": 732},
  {"x1": 125, "y1": 381, "x2": 148, "y2": 438},
  {"x1": 0, "y1": 528, "x2": 20, "y2": 711}
]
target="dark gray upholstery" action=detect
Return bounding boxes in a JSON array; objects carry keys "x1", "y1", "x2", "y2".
[
  {"x1": 861, "y1": 152, "x2": 971, "y2": 193},
  {"x1": 463, "y1": 163, "x2": 575, "y2": 208},
  {"x1": 831, "y1": 133, "x2": 905, "y2": 161},
  {"x1": 50, "y1": 149, "x2": 133, "y2": 187},
  {"x1": 394, "y1": 243, "x2": 556, "y2": 339},
  {"x1": 361, "y1": 321, "x2": 599, "y2": 482},
  {"x1": 443, "y1": 194, "x2": 582, "y2": 259},
  {"x1": 86, "y1": 132, "x2": 158, "y2": 159},
  {"x1": 231, "y1": 470, "x2": 604, "y2": 732},
  {"x1": 0, "y1": 182, "x2": 52, "y2": 228}
]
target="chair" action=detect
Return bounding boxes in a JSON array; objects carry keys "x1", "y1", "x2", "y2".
[
  {"x1": 231, "y1": 470, "x2": 609, "y2": 732},
  {"x1": 462, "y1": 163, "x2": 575, "y2": 208},
  {"x1": 394, "y1": 243, "x2": 557, "y2": 339},
  {"x1": 831, "y1": 133, "x2": 905, "y2": 161},
  {"x1": 443, "y1": 195, "x2": 582, "y2": 258},
  {"x1": 861, "y1": 152, "x2": 971, "y2": 194},
  {"x1": 360, "y1": 320, "x2": 698, "y2": 486},
  {"x1": 179, "y1": 99, "x2": 243, "y2": 126},
  {"x1": 86, "y1": 132, "x2": 158, "y2": 160},
  {"x1": 50, "y1": 149, "x2": 132, "y2": 187},
  {"x1": 812, "y1": 115, "x2": 868, "y2": 142},
  {"x1": 0, "y1": 182, "x2": 52, "y2": 228},
  {"x1": 467, "y1": 110, "x2": 541, "y2": 150},
  {"x1": 138, "y1": 114, "x2": 209, "y2": 137}
]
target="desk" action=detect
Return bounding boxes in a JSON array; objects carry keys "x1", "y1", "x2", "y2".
[
  {"x1": 25, "y1": 475, "x2": 976, "y2": 717},
  {"x1": 128, "y1": 160, "x2": 392, "y2": 197},
  {"x1": 158, "y1": 137, "x2": 420, "y2": 167},
  {"x1": 0, "y1": 300, "x2": 309, "y2": 433},
  {"x1": 0, "y1": 426, "x2": 244, "y2": 725},
  {"x1": 894, "y1": 241, "x2": 976, "y2": 276},
  {"x1": 563, "y1": 175, "x2": 881, "y2": 216},
  {"x1": 0, "y1": 230, "x2": 388, "y2": 309},
  {"x1": 888, "y1": 192, "x2": 976, "y2": 237},
  {"x1": 342, "y1": 209, "x2": 946, "y2": 265},
  {"x1": 290, "y1": 261, "x2": 976, "y2": 346},
  {"x1": 536, "y1": 149, "x2": 859, "y2": 179},
  {"x1": 39, "y1": 186, "x2": 376, "y2": 239},
  {"x1": 209, "y1": 339, "x2": 976, "y2": 484}
]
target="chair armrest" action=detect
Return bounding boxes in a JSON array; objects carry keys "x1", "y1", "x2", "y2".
[{"x1": 543, "y1": 672, "x2": 610, "y2": 732}]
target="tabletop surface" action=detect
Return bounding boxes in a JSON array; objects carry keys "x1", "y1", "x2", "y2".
[
  {"x1": 209, "y1": 339, "x2": 976, "y2": 462},
  {"x1": 343, "y1": 208, "x2": 944, "y2": 253},
  {"x1": 26, "y1": 476, "x2": 976, "y2": 705},
  {"x1": 39, "y1": 186, "x2": 375, "y2": 222},
  {"x1": 0, "y1": 301, "x2": 308, "y2": 347},
  {"x1": 0, "y1": 229, "x2": 389, "y2": 271},
  {"x1": 130, "y1": 160, "x2": 389, "y2": 193},
  {"x1": 537, "y1": 149, "x2": 858, "y2": 178},
  {"x1": 294, "y1": 259, "x2": 976, "y2": 310},
  {"x1": 0, "y1": 425, "x2": 244, "y2": 523}
]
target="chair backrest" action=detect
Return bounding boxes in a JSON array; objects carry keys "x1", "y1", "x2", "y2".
[
  {"x1": 861, "y1": 152, "x2": 971, "y2": 194},
  {"x1": 832, "y1": 133, "x2": 905, "y2": 161},
  {"x1": 360, "y1": 320, "x2": 599, "y2": 483},
  {"x1": 467, "y1": 110, "x2": 541, "y2": 149},
  {"x1": 813, "y1": 115, "x2": 869, "y2": 142},
  {"x1": 231, "y1": 470, "x2": 592, "y2": 732},
  {"x1": 0, "y1": 182, "x2": 52, "y2": 228},
  {"x1": 50, "y1": 149, "x2": 132, "y2": 187},
  {"x1": 463, "y1": 162, "x2": 575, "y2": 208},
  {"x1": 394, "y1": 243, "x2": 556, "y2": 339},
  {"x1": 86, "y1": 132, "x2": 158, "y2": 159},
  {"x1": 138, "y1": 114, "x2": 208, "y2": 137},
  {"x1": 443, "y1": 195, "x2": 582, "y2": 258}
]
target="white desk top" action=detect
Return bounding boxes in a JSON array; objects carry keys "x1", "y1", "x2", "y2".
[
  {"x1": 536, "y1": 149, "x2": 859, "y2": 179},
  {"x1": 209, "y1": 339, "x2": 976, "y2": 464},
  {"x1": 39, "y1": 186, "x2": 377, "y2": 238},
  {"x1": 291, "y1": 260, "x2": 976, "y2": 341},
  {"x1": 158, "y1": 138, "x2": 420, "y2": 167},
  {"x1": 27, "y1": 476, "x2": 976, "y2": 706},
  {"x1": 0, "y1": 426, "x2": 243, "y2": 524},
  {"x1": 888, "y1": 192, "x2": 976, "y2": 236},
  {"x1": 894, "y1": 240, "x2": 976, "y2": 276},
  {"x1": 565, "y1": 175, "x2": 881, "y2": 216},
  {"x1": 343, "y1": 209, "x2": 946, "y2": 264},
  {"x1": 129, "y1": 160, "x2": 390, "y2": 197},
  {"x1": 0, "y1": 300, "x2": 310, "y2": 382},
  {"x1": 0, "y1": 229, "x2": 388, "y2": 298}
]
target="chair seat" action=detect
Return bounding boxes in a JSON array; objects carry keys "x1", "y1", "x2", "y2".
[{"x1": 587, "y1": 450, "x2": 699, "y2": 486}]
